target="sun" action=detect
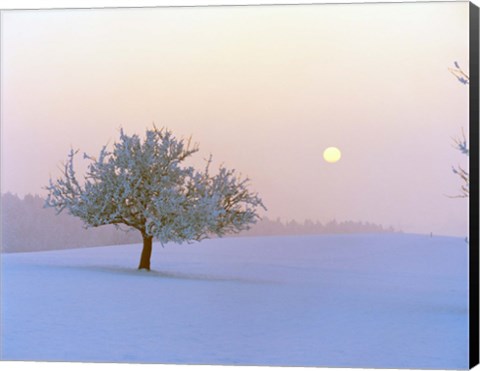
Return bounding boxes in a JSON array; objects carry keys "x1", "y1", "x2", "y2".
[{"x1": 323, "y1": 147, "x2": 342, "y2": 163}]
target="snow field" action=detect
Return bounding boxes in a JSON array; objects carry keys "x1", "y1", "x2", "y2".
[{"x1": 1, "y1": 234, "x2": 468, "y2": 369}]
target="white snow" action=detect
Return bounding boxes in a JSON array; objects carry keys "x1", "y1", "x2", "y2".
[{"x1": 0, "y1": 233, "x2": 468, "y2": 369}]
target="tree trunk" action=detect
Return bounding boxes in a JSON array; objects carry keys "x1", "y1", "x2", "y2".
[{"x1": 138, "y1": 235, "x2": 153, "y2": 270}]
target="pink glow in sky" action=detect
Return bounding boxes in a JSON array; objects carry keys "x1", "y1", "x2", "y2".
[{"x1": 1, "y1": 2, "x2": 470, "y2": 236}]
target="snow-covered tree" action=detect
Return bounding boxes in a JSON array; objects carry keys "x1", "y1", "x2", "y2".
[
  {"x1": 45, "y1": 127, "x2": 266, "y2": 270},
  {"x1": 448, "y1": 61, "x2": 470, "y2": 198}
]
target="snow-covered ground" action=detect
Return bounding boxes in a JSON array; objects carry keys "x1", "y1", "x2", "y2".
[{"x1": 0, "y1": 234, "x2": 468, "y2": 369}]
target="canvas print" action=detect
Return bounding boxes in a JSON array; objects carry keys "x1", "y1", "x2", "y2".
[{"x1": 0, "y1": 1, "x2": 478, "y2": 369}]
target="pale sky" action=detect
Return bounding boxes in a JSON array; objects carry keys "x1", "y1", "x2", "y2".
[{"x1": 0, "y1": 2, "x2": 470, "y2": 236}]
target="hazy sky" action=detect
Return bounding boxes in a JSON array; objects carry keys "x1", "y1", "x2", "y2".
[{"x1": 1, "y1": 2, "x2": 470, "y2": 236}]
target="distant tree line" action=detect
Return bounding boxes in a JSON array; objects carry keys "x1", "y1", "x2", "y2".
[
  {"x1": 1, "y1": 193, "x2": 139, "y2": 253},
  {"x1": 238, "y1": 216, "x2": 396, "y2": 237},
  {"x1": 1, "y1": 193, "x2": 396, "y2": 253}
]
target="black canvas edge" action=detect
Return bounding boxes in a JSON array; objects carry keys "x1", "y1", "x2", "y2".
[{"x1": 470, "y1": 1, "x2": 480, "y2": 369}]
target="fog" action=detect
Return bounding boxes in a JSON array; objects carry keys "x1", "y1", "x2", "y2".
[{"x1": 1, "y1": 2, "x2": 470, "y2": 236}]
